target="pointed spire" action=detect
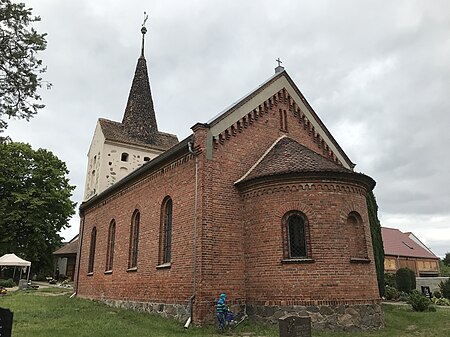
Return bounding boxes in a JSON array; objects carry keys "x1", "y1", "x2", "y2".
[{"x1": 122, "y1": 16, "x2": 158, "y2": 143}]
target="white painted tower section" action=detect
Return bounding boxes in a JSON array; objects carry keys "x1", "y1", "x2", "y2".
[{"x1": 83, "y1": 121, "x2": 164, "y2": 201}]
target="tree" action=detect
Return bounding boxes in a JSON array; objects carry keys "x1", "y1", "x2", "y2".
[
  {"x1": 0, "y1": 142, "x2": 76, "y2": 275},
  {"x1": 0, "y1": 0, "x2": 50, "y2": 136},
  {"x1": 443, "y1": 252, "x2": 450, "y2": 266},
  {"x1": 366, "y1": 191, "x2": 385, "y2": 297}
]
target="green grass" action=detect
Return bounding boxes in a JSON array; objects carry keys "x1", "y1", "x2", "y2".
[{"x1": 1, "y1": 289, "x2": 449, "y2": 336}]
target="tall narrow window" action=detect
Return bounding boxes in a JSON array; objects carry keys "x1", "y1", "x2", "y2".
[
  {"x1": 288, "y1": 215, "x2": 307, "y2": 257},
  {"x1": 88, "y1": 227, "x2": 97, "y2": 273},
  {"x1": 105, "y1": 220, "x2": 116, "y2": 271},
  {"x1": 160, "y1": 197, "x2": 173, "y2": 264},
  {"x1": 128, "y1": 211, "x2": 140, "y2": 269}
]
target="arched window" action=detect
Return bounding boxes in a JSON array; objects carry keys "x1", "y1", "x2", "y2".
[
  {"x1": 282, "y1": 212, "x2": 310, "y2": 259},
  {"x1": 105, "y1": 220, "x2": 116, "y2": 271},
  {"x1": 347, "y1": 212, "x2": 368, "y2": 259},
  {"x1": 128, "y1": 211, "x2": 140, "y2": 269},
  {"x1": 288, "y1": 214, "x2": 307, "y2": 258},
  {"x1": 160, "y1": 197, "x2": 173, "y2": 265},
  {"x1": 88, "y1": 227, "x2": 97, "y2": 273}
]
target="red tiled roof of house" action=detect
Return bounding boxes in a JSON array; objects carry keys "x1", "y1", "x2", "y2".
[{"x1": 381, "y1": 227, "x2": 438, "y2": 259}]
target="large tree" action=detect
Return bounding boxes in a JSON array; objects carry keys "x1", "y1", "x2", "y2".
[
  {"x1": 443, "y1": 252, "x2": 450, "y2": 266},
  {"x1": 0, "y1": 0, "x2": 49, "y2": 135},
  {"x1": 0, "y1": 142, "x2": 76, "y2": 275},
  {"x1": 366, "y1": 191, "x2": 385, "y2": 297}
]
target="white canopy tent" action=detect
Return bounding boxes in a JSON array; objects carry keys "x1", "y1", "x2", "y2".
[{"x1": 0, "y1": 253, "x2": 32, "y2": 282}]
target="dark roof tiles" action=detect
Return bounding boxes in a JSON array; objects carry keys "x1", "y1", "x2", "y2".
[
  {"x1": 99, "y1": 118, "x2": 178, "y2": 151},
  {"x1": 53, "y1": 238, "x2": 79, "y2": 256},
  {"x1": 240, "y1": 136, "x2": 351, "y2": 182}
]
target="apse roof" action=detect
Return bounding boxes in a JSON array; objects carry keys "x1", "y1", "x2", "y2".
[{"x1": 237, "y1": 136, "x2": 351, "y2": 184}]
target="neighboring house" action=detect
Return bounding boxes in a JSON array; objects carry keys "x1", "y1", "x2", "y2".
[
  {"x1": 53, "y1": 235, "x2": 79, "y2": 280},
  {"x1": 75, "y1": 28, "x2": 383, "y2": 331},
  {"x1": 382, "y1": 227, "x2": 440, "y2": 277}
]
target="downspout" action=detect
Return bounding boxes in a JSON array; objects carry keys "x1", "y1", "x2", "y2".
[
  {"x1": 185, "y1": 140, "x2": 198, "y2": 329},
  {"x1": 72, "y1": 214, "x2": 85, "y2": 298}
]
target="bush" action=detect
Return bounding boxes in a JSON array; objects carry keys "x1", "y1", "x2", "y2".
[
  {"x1": 384, "y1": 273, "x2": 397, "y2": 288},
  {"x1": 408, "y1": 290, "x2": 431, "y2": 312},
  {"x1": 0, "y1": 279, "x2": 16, "y2": 287},
  {"x1": 385, "y1": 285, "x2": 399, "y2": 300},
  {"x1": 398, "y1": 291, "x2": 409, "y2": 302},
  {"x1": 409, "y1": 269, "x2": 416, "y2": 290},
  {"x1": 396, "y1": 268, "x2": 416, "y2": 293},
  {"x1": 433, "y1": 297, "x2": 450, "y2": 306},
  {"x1": 433, "y1": 290, "x2": 442, "y2": 298},
  {"x1": 439, "y1": 278, "x2": 450, "y2": 299}
]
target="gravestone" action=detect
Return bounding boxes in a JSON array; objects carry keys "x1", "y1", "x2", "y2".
[
  {"x1": 0, "y1": 308, "x2": 13, "y2": 337},
  {"x1": 421, "y1": 286, "x2": 432, "y2": 299},
  {"x1": 279, "y1": 315, "x2": 311, "y2": 337}
]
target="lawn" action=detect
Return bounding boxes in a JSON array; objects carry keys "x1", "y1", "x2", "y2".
[{"x1": 1, "y1": 288, "x2": 449, "y2": 337}]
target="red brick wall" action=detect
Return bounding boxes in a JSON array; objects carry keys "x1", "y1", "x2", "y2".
[
  {"x1": 77, "y1": 153, "x2": 198, "y2": 305},
  {"x1": 240, "y1": 180, "x2": 379, "y2": 305},
  {"x1": 196, "y1": 96, "x2": 379, "y2": 319},
  {"x1": 77, "y1": 87, "x2": 379, "y2": 324}
]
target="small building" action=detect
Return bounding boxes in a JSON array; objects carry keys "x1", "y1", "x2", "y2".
[
  {"x1": 53, "y1": 235, "x2": 79, "y2": 280},
  {"x1": 382, "y1": 227, "x2": 440, "y2": 277}
]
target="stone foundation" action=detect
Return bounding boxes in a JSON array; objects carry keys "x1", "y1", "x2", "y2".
[
  {"x1": 100, "y1": 299, "x2": 190, "y2": 323},
  {"x1": 246, "y1": 303, "x2": 384, "y2": 331}
]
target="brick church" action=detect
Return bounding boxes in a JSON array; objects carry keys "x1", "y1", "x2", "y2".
[{"x1": 75, "y1": 28, "x2": 383, "y2": 331}]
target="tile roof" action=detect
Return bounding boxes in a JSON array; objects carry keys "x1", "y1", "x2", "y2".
[
  {"x1": 238, "y1": 136, "x2": 351, "y2": 183},
  {"x1": 99, "y1": 118, "x2": 178, "y2": 151},
  {"x1": 100, "y1": 55, "x2": 178, "y2": 151},
  {"x1": 381, "y1": 227, "x2": 438, "y2": 259},
  {"x1": 53, "y1": 238, "x2": 79, "y2": 256},
  {"x1": 122, "y1": 56, "x2": 159, "y2": 143}
]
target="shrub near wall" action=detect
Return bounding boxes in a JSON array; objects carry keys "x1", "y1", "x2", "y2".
[
  {"x1": 440, "y1": 278, "x2": 450, "y2": 299},
  {"x1": 396, "y1": 268, "x2": 415, "y2": 293}
]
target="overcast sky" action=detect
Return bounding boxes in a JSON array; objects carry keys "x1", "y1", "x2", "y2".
[{"x1": 6, "y1": 0, "x2": 450, "y2": 257}]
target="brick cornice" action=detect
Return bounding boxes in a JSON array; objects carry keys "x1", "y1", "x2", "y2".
[
  {"x1": 212, "y1": 87, "x2": 346, "y2": 167},
  {"x1": 237, "y1": 171, "x2": 374, "y2": 199}
]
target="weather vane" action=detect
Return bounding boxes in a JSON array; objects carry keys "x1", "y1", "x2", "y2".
[
  {"x1": 142, "y1": 11, "x2": 149, "y2": 28},
  {"x1": 141, "y1": 12, "x2": 149, "y2": 57}
]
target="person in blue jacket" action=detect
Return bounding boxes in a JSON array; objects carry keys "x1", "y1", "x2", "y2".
[{"x1": 216, "y1": 293, "x2": 228, "y2": 332}]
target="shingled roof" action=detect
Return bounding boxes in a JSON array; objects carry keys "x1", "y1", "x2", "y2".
[
  {"x1": 381, "y1": 227, "x2": 439, "y2": 259},
  {"x1": 237, "y1": 136, "x2": 352, "y2": 184},
  {"x1": 53, "y1": 237, "x2": 79, "y2": 256},
  {"x1": 99, "y1": 54, "x2": 178, "y2": 150},
  {"x1": 99, "y1": 118, "x2": 178, "y2": 151}
]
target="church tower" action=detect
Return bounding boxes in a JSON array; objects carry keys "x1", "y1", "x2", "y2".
[{"x1": 83, "y1": 23, "x2": 178, "y2": 200}]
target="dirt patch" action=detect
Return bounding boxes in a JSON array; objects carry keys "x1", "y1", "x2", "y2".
[
  {"x1": 406, "y1": 324, "x2": 417, "y2": 331},
  {"x1": 34, "y1": 292, "x2": 70, "y2": 297}
]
